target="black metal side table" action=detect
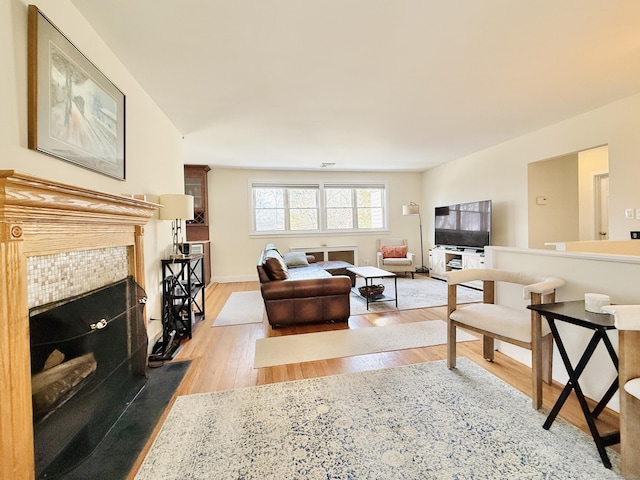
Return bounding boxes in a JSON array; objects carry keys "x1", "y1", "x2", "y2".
[{"x1": 528, "y1": 300, "x2": 619, "y2": 469}]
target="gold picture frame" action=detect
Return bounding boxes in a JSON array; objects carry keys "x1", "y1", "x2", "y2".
[{"x1": 28, "y1": 5, "x2": 126, "y2": 180}]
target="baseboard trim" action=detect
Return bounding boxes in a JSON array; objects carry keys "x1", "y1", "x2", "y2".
[{"x1": 212, "y1": 274, "x2": 260, "y2": 283}]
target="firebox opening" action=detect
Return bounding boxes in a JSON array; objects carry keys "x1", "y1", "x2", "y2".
[{"x1": 29, "y1": 276, "x2": 148, "y2": 479}]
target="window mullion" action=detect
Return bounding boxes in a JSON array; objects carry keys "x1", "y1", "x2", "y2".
[
  {"x1": 318, "y1": 187, "x2": 325, "y2": 232},
  {"x1": 284, "y1": 188, "x2": 291, "y2": 231},
  {"x1": 352, "y1": 188, "x2": 358, "y2": 229}
]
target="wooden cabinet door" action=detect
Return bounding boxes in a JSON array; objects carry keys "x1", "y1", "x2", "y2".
[
  {"x1": 462, "y1": 253, "x2": 484, "y2": 270},
  {"x1": 429, "y1": 250, "x2": 446, "y2": 276}
]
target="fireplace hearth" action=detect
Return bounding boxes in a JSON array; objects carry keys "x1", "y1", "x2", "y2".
[{"x1": 30, "y1": 276, "x2": 148, "y2": 479}]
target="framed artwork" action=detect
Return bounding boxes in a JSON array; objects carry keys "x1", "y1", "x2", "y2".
[{"x1": 28, "y1": 5, "x2": 126, "y2": 180}]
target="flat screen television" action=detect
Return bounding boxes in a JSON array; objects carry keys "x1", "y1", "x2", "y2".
[{"x1": 434, "y1": 200, "x2": 492, "y2": 250}]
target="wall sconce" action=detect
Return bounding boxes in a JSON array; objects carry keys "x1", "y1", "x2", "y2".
[
  {"x1": 158, "y1": 194, "x2": 194, "y2": 258},
  {"x1": 403, "y1": 202, "x2": 428, "y2": 273}
]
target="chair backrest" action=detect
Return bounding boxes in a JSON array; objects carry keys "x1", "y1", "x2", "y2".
[
  {"x1": 376, "y1": 238, "x2": 407, "y2": 250},
  {"x1": 446, "y1": 268, "x2": 565, "y2": 299},
  {"x1": 602, "y1": 305, "x2": 640, "y2": 330}
]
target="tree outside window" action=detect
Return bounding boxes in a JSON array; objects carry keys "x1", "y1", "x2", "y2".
[{"x1": 326, "y1": 187, "x2": 384, "y2": 230}]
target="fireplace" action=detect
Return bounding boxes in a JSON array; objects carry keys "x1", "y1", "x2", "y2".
[
  {"x1": 0, "y1": 171, "x2": 159, "y2": 479},
  {"x1": 30, "y1": 276, "x2": 148, "y2": 478}
]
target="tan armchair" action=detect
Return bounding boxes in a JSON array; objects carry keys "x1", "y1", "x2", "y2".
[
  {"x1": 601, "y1": 305, "x2": 640, "y2": 479},
  {"x1": 446, "y1": 268, "x2": 565, "y2": 409},
  {"x1": 376, "y1": 238, "x2": 415, "y2": 278}
]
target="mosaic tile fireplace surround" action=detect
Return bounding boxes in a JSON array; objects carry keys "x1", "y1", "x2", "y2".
[{"x1": 28, "y1": 247, "x2": 130, "y2": 309}]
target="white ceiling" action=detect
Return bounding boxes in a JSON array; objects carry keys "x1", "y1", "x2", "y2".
[{"x1": 71, "y1": 0, "x2": 640, "y2": 172}]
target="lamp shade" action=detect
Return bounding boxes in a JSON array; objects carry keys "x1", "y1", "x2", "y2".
[
  {"x1": 402, "y1": 203, "x2": 420, "y2": 216},
  {"x1": 158, "y1": 194, "x2": 195, "y2": 221}
]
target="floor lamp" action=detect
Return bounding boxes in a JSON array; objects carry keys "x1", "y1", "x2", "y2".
[{"x1": 403, "y1": 202, "x2": 428, "y2": 273}]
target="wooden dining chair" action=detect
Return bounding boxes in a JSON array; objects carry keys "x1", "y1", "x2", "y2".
[{"x1": 446, "y1": 268, "x2": 565, "y2": 409}]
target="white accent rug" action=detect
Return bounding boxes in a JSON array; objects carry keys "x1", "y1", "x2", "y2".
[
  {"x1": 253, "y1": 320, "x2": 477, "y2": 368},
  {"x1": 134, "y1": 359, "x2": 621, "y2": 479},
  {"x1": 211, "y1": 291, "x2": 265, "y2": 327},
  {"x1": 350, "y1": 275, "x2": 482, "y2": 315}
]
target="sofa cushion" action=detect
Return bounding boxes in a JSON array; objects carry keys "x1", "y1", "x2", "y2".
[
  {"x1": 382, "y1": 257, "x2": 413, "y2": 266},
  {"x1": 381, "y1": 245, "x2": 407, "y2": 258},
  {"x1": 288, "y1": 265, "x2": 332, "y2": 280},
  {"x1": 282, "y1": 251, "x2": 310, "y2": 268},
  {"x1": 261, "y1": 276, "x2": 351, "y2": 300},
  {"x1": 263, "y1": 250, "x2": 290, "y2": 280},
  {"x1": 450, "y1": 303, "x2": 551, "y2": 343}
]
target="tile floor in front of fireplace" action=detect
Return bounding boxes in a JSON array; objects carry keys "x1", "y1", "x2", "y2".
[{"x1": 63, "y1": 360, "x2": 190, "y2": 480}]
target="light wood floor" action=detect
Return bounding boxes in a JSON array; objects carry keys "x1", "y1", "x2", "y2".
[{"x1": 127, "y1": 280, "x2": 620, "y2": 478}]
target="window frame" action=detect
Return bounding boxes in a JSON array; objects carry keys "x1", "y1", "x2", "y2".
[
  {"x1": 323, "y1": 184, "x2": 386, "y2": 232},
  {"x1": 249, "y1": 181, "x2": 388, "y2": 236}
]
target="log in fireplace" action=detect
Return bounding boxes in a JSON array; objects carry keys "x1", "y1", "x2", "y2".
[{"x1": 30, "y1": 276, "x2": 148, "y2": 478}]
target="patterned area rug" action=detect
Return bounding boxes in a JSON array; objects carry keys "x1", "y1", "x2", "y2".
[
  {"x1": 135, "y1": 359, "x2": 621, "y2": 480},
  {"x1": 350, "y1": 275, "x2": 482, "y2": 315}
]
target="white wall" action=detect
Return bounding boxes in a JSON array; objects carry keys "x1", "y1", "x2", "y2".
[
  {"x1": 1, "y1": 1, "x2": 184, "y2": 331},
  {"x1": 208, "y1": 168, "x2": 423, "y2": 282},
  {"x1": 422, "y1": 93, "x2": 640, "y2": 249},
  {"x1": 527, "y1": 153, "x2": 579, "y2": 249}
]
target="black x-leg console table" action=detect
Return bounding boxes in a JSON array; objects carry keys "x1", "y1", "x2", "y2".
[{"x1": 528, "y1": 300, "x2": 619, "y2": 469}]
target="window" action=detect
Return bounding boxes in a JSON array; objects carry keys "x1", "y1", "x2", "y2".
[
  {"x1": 325, "y1": 186, "x2": 384, "y2": 230},
  {"x1": 251, "y1": 182, "x2": 387, "y2": 234},
  {"x1": 253, "y1": 185, "x2": 319, "y2": 232},
  {"x1": 288, "y1": 188, "x2": 318, "y2": 231},
  {"x1": 254, "y1": 187, "x2": 285, "y2": 231}
]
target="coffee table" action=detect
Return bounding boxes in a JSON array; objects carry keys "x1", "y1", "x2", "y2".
[{"x1": 347, "y1": 266, "x2": 397, "y2": 310}]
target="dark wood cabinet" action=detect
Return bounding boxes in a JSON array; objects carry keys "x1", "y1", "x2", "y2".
[
  {"x1": 184, "y1": 164, "x2": 212, "y2": 284},
  {"x1": 184, "y1": 164, "x2": 211, "y2": 241}
]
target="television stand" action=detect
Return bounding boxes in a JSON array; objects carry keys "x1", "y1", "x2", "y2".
[{"x1": 428, "y1": 248, "x2": 485, "y2": 289}]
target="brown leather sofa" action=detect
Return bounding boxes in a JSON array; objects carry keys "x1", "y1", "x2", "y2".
[{"x1": 257, "y1": 245, "x2": 352, "y2": 327}]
